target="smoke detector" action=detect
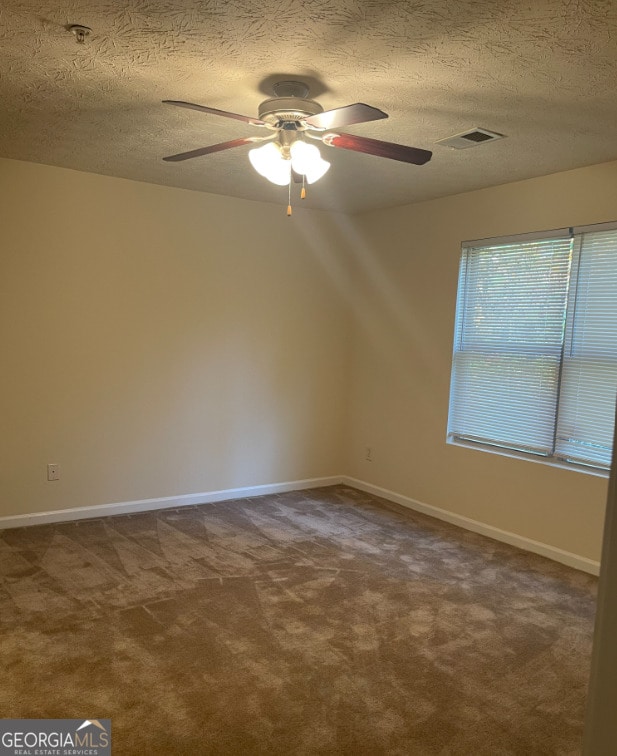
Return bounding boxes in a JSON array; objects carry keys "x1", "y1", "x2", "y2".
[
  {"x1": 68, "y1": 24, "x2": 92, "y2": 43},
  {"x1": 435, "y1": 128, "x2": 505, "y2": 150}
]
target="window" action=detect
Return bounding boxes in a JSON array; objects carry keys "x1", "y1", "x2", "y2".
[{"x1": 447, "y1": 222, "x2": 617, "y2": 472}]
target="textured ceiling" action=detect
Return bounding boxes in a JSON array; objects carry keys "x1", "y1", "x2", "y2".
[{"x1": 1, "y1": 0, "x2": 617, "y2": 214}]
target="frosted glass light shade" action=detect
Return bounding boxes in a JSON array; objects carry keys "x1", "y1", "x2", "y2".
[
  {"x1": 248, "y1": 143, "x2": 291, "y2": 185},
  {"x1": 290, "y1": 141, "x2": 330, "y2": 184}
]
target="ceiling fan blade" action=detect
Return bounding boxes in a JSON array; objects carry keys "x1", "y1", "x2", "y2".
[
  {"x1": 163, "y1": 100, "x2": 267, "y2": 127},
  {"x1": 305, "y1": 103, "x2": 388, "y2": 130},
  {"x1": 322, "y1": 132, "x2": 432, "y2": 165},
  {"x1": 162, "y1": 136, "x2": 267, "y2": 162}
]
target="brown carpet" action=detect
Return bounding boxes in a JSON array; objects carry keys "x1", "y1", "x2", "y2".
[{"x1": 0, "y1": 485, "x2": 596, "y2": 755}]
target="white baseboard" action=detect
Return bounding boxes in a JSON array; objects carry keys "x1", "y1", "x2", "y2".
[
  {"x1": 0, "y1": 476, "x2": 344, "y2": 531},
  {"x1": 342, "y1": 476, "x2": 601, "y2": 576},
  {"x1": 0, "y1": 474, "x2": 600, "y2": 576}
]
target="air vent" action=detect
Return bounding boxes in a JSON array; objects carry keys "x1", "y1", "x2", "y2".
[{"x1": 435, "y1": 128, "x2": 505, "y2": 150}]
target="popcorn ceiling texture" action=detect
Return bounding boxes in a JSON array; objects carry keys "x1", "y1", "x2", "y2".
[{"x1": 1, "y1": 0, "x2": 617, "y2": 213}]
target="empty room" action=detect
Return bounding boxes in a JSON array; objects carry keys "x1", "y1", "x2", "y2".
[{"x1": 1, "y1": 1, "x2": 617, "y2": 754}]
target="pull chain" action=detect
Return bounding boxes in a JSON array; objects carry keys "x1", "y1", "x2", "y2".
[
  {"x1": 301, "y1": 174, "x2": 306, "y2": 200},
  {"x1": 287, "y1": 176, "x2": 292, "y2": 216}
]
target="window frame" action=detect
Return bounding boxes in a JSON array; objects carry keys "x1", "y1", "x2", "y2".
[{"x1": 447, "y1": 221, "x2": 617, "y2": 476}]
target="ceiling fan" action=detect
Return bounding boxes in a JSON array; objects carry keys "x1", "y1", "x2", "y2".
[{"x1": 162, "y1": 81, "x2": 432, "y2": 213}]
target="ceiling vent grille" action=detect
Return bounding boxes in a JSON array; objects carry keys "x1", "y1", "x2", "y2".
[{"x1": 435, "y1": 128, "x2": 505, "y2": 150}]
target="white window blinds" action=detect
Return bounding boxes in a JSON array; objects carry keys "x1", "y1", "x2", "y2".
[
  {"x1": 447, "y1": 223, "x2": 617, "y2": 471},
  {"x1": 555, "y1": 228, "x2": 617, "y2": 467}
]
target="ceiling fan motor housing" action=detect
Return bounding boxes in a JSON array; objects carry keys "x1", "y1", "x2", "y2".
[{"x1": 258, "y1": 97, "x2": 324, "y2": 129}]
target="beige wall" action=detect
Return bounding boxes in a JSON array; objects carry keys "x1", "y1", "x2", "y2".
[
  {"x1": 2, "y1": 156, "x2": 616, "y2": 563},
  {"x1": 0, "y1": 158, "x2": 351, "y2": 516},
  {"x1": 346, "y1": 161, "x2": 617, "y2": 562}
]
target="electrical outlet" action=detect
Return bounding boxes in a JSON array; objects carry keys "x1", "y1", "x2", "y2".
[
  {"x1": 47, "y1": 463, "x2": 60, "y2": 481},
  {"x1": 365, "y1": 447, "x2": 373, "y2": 462}
]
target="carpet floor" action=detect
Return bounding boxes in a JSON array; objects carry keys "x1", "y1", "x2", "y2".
[{"x1": 0, "y1": 485, "x2": 596, "y2": 755}]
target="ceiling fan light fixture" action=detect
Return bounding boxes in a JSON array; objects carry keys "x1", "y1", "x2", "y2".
[
  {"x1": 248, "y1": 142, "x2": 291, "y2": 185},
  {"x1": 290, "y1": 141, "x2": 330, "y2": 184}
]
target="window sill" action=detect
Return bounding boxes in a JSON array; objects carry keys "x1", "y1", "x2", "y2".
[{"x1": 447, "y1": 437, "x2": 610, "y2": 478}]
